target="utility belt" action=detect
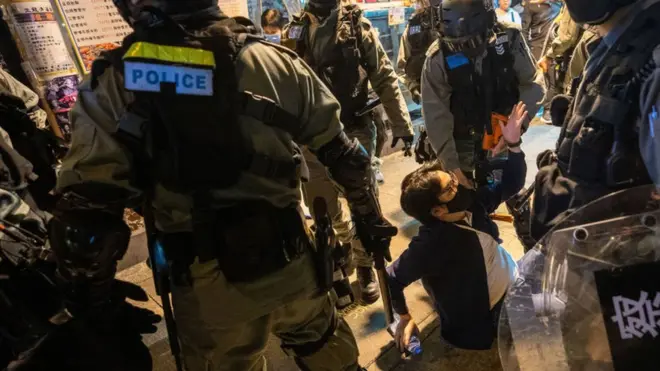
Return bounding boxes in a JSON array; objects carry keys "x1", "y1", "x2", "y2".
[{"x1": 162, "y1": 201, "x2": 310, "y2": 284}]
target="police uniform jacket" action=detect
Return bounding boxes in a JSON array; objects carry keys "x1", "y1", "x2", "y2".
[
  {"x1": 57, "y1": 14, "x2": 346, "y2": 234},
  {"x1": 284, "y1": 8, "x2": 414, "y2": 139},
  {"x1": 421, "y1": 22, "x2": 543, "y2": 171}
]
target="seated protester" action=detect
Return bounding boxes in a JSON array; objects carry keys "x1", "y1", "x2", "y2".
[{"x1": 388, "y1": 102, "x2": 528, "y2": 351}]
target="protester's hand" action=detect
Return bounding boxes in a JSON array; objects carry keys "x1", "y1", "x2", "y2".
[
  {"x1": 395, "y1": 314, "x2": 419, "y2": 353},
  {"x1": 452, "y1": 168, "x2": 474, "y2": 190},
  {"x1": 392, "y1": 135, "x2": 415, "y2": 157},
  {"x1": 501, "y1": 102, "x2": 528, "y2": 146},
  {"x1": 491, "y1": 137, "x2": 507, "y2": 157},
  {"x1": 537, "y1": 56, "x2": 551, "y2": 74}
]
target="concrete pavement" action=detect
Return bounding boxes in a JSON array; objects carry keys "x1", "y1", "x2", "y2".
[{"x1": 116, "y1": 123, "x2": 560, "y2": 371}]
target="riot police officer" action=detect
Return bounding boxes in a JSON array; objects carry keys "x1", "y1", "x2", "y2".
[
  {"x1": 521, "y1": 0, "x2": 562, "y2": 61},
  {"x1": 397, "y1": 0, "x2": 438, "y2": 104},
  {"x1": 537, "y1": 5, "x2": 583, "y2": 92},
  {"x1": 421, "y1": 0, "x2": 542, "y2": 188},
  {"x1": 283, "y1": 0, "x2": 414, "y2": 304},
  {"x1": 48, "y1": 0, "x2": 396, "y2": 369},
  {"x1": 531, "y1": 0, "x2": 660, "y2": 240}
]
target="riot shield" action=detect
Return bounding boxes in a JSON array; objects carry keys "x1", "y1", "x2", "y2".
[{"x1": 499, "y1": 185, "x2": 660, "y2": 371}]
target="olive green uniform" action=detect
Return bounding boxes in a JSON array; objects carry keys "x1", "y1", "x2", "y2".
[
  {"x1": 565, "y1": 30, "x2": 599, "y2": 94},
  {"x1": 542, "y1": 5, "x2": 587, "y2": 92},
  {"x1": 421, "y1": 22, "x2": 543, "y2": 173},
  {"x1": 58, "y1": 40, "x2": 359, "y2": 370},
  {"x1": 290, "y1": 8, "x2": 414, "y2": 267},
  {"x1": 397, "y1": 26, "x2": 420, "y2": 96}
]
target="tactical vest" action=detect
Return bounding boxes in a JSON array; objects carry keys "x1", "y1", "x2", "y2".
[
  {"x1": 404, "y1": 7, "x2": 438, "y2": 84},
  {"x1": 287, "y1": 6, "x2": 370, "y2": 126},
  {"x1": 92, "y1": 14, "x2": 303, "y2": 194},
  {"x1": 441, "y1": 24, "x2": 520, "y2": 142},
  {"x1": 555, "y1": 6, "x2": 660, "y2": 190}
]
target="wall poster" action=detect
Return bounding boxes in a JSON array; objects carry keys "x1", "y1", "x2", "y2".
[
  {"x1": 3, "y1": 0, "x2": 80, "y2": 140},
  {"x1": 54, "y1": 0, "x2": 131, "y2": 74},
  {"x1": 219, "y1": 0, "x2": 249, "y2": 18}
]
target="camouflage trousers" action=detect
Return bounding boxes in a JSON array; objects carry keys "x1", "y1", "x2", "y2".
[{"x1": 302, "y1": 120, "x2": 377, "y2": 268}]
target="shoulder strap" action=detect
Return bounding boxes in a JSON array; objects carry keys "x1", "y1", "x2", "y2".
[
  {"x1": 340, "y1": 5, "x2": 371, "y2": 73},
  {"x1": 236, "y1": 91, "x2": 302, "y2": 138}
]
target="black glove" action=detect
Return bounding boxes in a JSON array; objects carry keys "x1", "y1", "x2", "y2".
[
  {"x1": 414, "y1": 128, "x2": 436, "y2": 164},
  {"x1": 391, "y1": 135, "x2": 414, "y2": 157},
  {"x1": 536, "y1": 149, "x2": 555, "y2": 169},
  {"x1": 550, "y1": 94, "x2": 573, "y2": 128},
  {"x1": 354, "y1": 216, "x2": 398, "y2": 263},
  {"x1": 411, "y1": 89, "x2": 422, "y2": 105}
]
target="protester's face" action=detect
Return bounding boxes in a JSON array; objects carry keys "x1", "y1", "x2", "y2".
[
  {"x1": 499, "y1": 0, "x2": 510, "y2": 10},
  {"x1": 263, "y1": 25, "x2": 281, "y2": 35},
  {"x1": 436, "y1": 171, "x2": 458, "y2": 204}
]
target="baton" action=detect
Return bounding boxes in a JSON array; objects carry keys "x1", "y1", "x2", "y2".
[
  {"x1": 361, "y1": 221, "x2": 398, "y2": 326},
  {"x1": 374, "y1": 250, "x2": 394, "y2": 325},
  {"x1": 143, "y1": 199, "x2": 184, "y2": 371}
]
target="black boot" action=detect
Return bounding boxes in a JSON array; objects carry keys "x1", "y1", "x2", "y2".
[{"x1": 356, "y1": 266, "x2": 379, "y2": 305}]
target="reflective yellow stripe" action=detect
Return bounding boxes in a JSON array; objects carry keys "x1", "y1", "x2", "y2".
[{"x1": 123, "y1": 42, "x2": 215, "y2": 67}]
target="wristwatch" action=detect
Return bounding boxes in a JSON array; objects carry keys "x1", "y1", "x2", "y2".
[{"x1": 506, "y1": 138, "x2": 523, "y2": 148}]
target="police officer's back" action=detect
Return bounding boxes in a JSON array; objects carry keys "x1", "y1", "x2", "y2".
[
  {"x1": 47, "y1": 0, "x2": 395, "y2": 369},
  {"x1": 421, "y1": 0, "x2": 543, "y2": 188},
  {"x1": 531, "y1": 0, "x2": 660, "y2": 240}
]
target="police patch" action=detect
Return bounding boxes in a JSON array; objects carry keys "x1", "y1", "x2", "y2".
[
  {"x1": 124, "y1": 62, "x2": 214, "y2": 96},
  {"x1": 445, "y1": 53, "x2": 469, "y2": 70},
  {"x1": 496, "y1": 34, "x2": 509, "y2": 45},
  {"x1": 409, "y1": 25, "x2": 422, "y2": 35},
  {"x1": 288, "y1": 25, "x2": 303, "y2": 40}
]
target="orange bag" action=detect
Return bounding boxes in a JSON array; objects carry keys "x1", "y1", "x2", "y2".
[{"x1": 482, "y1": 113, "x2": 508, "y2": 151}]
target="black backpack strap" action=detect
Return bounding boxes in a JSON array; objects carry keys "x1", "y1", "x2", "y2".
[
  {"x1": 340, "y1": 5, "x2": 371, "y2": 74},
  {"x1": 236, "y1": 92, "x2": 302, "y2": 138}
]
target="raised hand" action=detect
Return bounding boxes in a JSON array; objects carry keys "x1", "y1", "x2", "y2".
[{"x1": 501, "y1": 101, "x2": 528, "y2": 147}]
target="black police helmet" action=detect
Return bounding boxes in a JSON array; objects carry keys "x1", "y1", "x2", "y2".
[
  {"x1": 564, "y1": 0, "x2": 638, "y2": 25},
  {"x1": 306, "y1": 0, "x2": 339, "y2": 17},
  {"x1": 112, "y1": 0, "x2": 217, "y2": 25},
  {"x1": 438, "y1": 0, "x2": 495, "y2": 57}
]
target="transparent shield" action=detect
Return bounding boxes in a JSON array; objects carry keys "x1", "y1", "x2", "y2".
[{"x1": 499, "y1": 185, "x2": 660, "y2": 371}]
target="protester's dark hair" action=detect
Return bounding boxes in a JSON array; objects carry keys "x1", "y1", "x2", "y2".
[
  {"x1": 400, "y1": 160, "x2": 448, "y2": 225},
  {"x1": 261, "y1": 8, "x2": 283, "y2": 29}
]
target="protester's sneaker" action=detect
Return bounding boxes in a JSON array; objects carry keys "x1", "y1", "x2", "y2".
[
  {"x1": 357, "y1": 266, "x2": 380, "y2": 305},
  {"x1": 373, "y1": 157, "x2": 385, "y2": 184}
]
